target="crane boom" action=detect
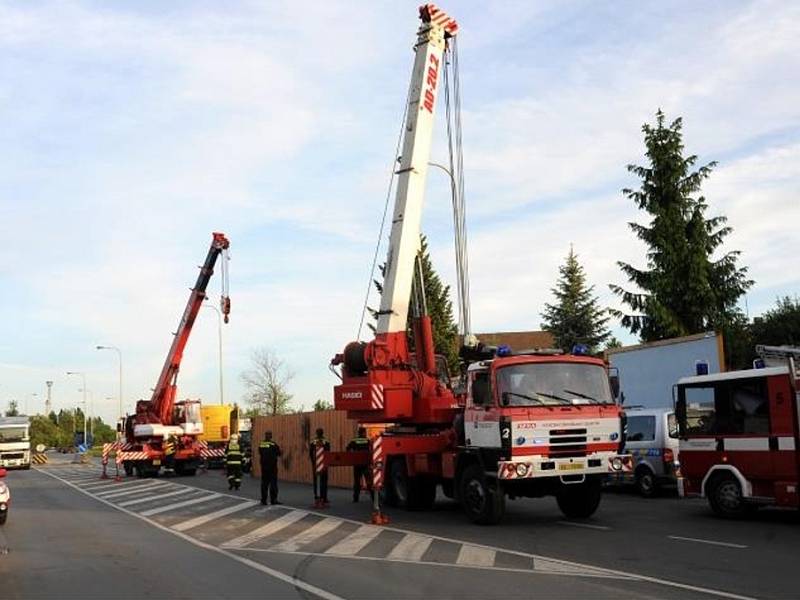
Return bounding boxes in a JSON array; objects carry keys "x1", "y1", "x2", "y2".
[
  {"x1": 376, "y1": 4, "x2": 458, "y2": 335},
  {"x1": 151, "y1": 232, "x2": 230, "y2": 425}
]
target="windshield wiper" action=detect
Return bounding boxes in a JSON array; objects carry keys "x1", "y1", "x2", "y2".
[
  {"x1": 562, "y1": 389, "x2": 610, "y2": 404},
  {"x1": 502, "y1": 391, "x2": 543, "y2": 405},
  {"x1": 533, "y1": 391, "x2": 572, "y2": 405}
]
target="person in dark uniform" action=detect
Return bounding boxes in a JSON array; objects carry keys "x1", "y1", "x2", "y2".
[
  {"x1": 225, "y1": 434, "x2": 243, "y2": 490},
  {"x1": 258, "y1": 431, "x2": 282, "y2": 505},
  {"x1": 309, "y1": 428, "x2": 330, "y2": 505},
  {"x1": 347, "y1": 427, "x2": 372, "y2": 502}
]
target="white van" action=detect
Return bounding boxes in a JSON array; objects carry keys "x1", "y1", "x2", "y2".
[{"x1": 622, "y1": 407, "x2": 680, "y2": 497}]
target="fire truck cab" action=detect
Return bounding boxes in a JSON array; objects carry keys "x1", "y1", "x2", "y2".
[
  {"x1": 675, "y1": 356, "x2": 799, "y2": 517},
  {"x1": 461, "y1": 351, "x2": 630, "y2": 520}
]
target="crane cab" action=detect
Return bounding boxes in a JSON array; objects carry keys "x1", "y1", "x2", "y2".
[{"x1": 174, "y1": 400, "x2": 203, "y2": 436}]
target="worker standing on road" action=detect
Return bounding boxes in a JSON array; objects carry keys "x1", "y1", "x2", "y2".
[
  {"x1": 164, "y1": 434, "x2": 178, "y2": 472},
  {"x1": 226, "y1": 434, "x2": 243, "y2": 491},
  {"x1": 347, "y1": 427, "x2": 373, "y2": 503},
  {"x1": 258, "y1": 431, "x2": 282, "y2": 505},
  {"x1": 309, "y1": 428, "x2": 330, "y2": 506}
]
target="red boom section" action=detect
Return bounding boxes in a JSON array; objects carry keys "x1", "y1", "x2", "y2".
[{"x1": 136, "y1": 232, "x2": 230, "y2": 427}]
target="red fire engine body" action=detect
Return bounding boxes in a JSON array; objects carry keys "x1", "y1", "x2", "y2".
[
  {"x1": 676, "y1": 346, "x2": 800, "y2": 517},
  {"x1": 326, "y1": 5, "x2": 631, "y2": 525},
  {"x1": 120, "y1": 232, "x2": 230, "y2": 477}
]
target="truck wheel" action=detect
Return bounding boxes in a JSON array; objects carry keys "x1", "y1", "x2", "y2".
[
  {"x1": 707, "y1": 475, "x2": 748, "y2": 519},
  {"x1": 459, "y1": 464, "x2": 505, "y2": 525},
  {"x1": 635, "y1": 466, "x2": 657, "y2": 498},
  {"x1": 557, "y1": 476, "x2": 602, "y2": 519},
  {"x1": 123, "y1": 462, "x2": 134, "y2": 477},
  {"x1": 0, "y1": 512, "x2": 7, "y2": 525},
  {"x1": 389, "y1": 458, "x2": 411, "y2": 508}
]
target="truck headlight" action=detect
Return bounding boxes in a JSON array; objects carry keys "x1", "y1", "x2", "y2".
[
  {"x1": 515, "y1": 463, "x2": 528, "y2": 477},
  {"x1": 611, "y1": 457, "x2": 623, "y2": 471}
]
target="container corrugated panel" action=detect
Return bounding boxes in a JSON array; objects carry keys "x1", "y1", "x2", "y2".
[
  {"x1": 252, "y1": 411, "x2": 359, "y2": 488},
  {"x1": 199, "y1": 405, "x2": 234, "y2": 443}
]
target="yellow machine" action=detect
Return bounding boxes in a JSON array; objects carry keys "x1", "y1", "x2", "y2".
[{"x1": 199, "y1": 405, "x2": 238, "y2": 443}]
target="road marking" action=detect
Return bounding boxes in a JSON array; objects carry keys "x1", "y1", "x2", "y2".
[
  {"x1": 324, "y1": 524, "x2": 382, "y2": 556},
  {"x1": 118, "y1": 488, "x2": 190, "y2": 507},
  {"x1": 386, "y1": 533, "x2": 433, "y2": 561},
  {"x1": 667, "y1": 535, "x2": 748, "y2": 549},
  {"x1": 80, "y1": 480, "x2": 125, "y2": 490},
  {"x1": 269, "y1": 517, "x2": 342, "y2": 552},
  {"x1": 95, "y1": 482, "x2": 169, "y2": 499},
  {"x1": 456, "y1": 544, "x2": 496, "y2": 567},
  {"x1": 557, "y1": 521, "x2": 611, "y2": 531},
  {"x1": 37, "y1": 466, "x2": 759, "y2": 600},
  {"x1": 172, "y1": 501, "x2": 257, "y2": 532},
  {"x1": 140, "y1": 493, "x2": 221, "y2": 516},
  {"x1": 221, "y1": 510, "x2": 306, "y2": 549},
  {"x1": 36, "y1": 469, "x2": 345, "y2": 600}
]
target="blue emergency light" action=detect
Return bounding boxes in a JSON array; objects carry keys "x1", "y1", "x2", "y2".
[
  {"x1": 571, "y1": 344, "x2": 589, "y2": 355},
  {"x1": 496, "y1": 344, "x2": 512, "y2": 357}
]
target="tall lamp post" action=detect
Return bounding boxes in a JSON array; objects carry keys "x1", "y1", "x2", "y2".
[
  {"x1": 96, "y1": 345, "x2": 123, "y2": 422},
  {"x1": 66, "y1": 371, "x2": 88, "y2": 447},
  {"x1": 202, "y1": 303, "x2": 224, "y2": 405}
]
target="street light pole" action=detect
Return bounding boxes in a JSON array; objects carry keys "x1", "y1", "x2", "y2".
[
  {"x1": 202, "y1": 303, "x2": 224, "y2": 405},
  {"x1": 66, "y1": 371, "x2": 87, "y2": 447},
  {"x1": 96, "y1": 345, "x2": 123, "y2": 422}
]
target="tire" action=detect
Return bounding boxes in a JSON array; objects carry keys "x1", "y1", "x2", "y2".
[
  {"x1": 23, "y1": 464, "x2": 31, "y2": 471},
  {"x1": 707, "y1": 475, "x2": 748, "y2": 519},
  {"x1": 0, "y1": 511, "x2": 6, "y2": 525},
  {"x1": 459, "y1": 464, "x2": 505, "y2": 525},
  {"x1": 557, "y1": 476, "x2": 603, "y2": 519},
  {"x1": 635, "y1": 467, "x2": 658, "y2": 498},
  {"x1": 380, "y1": 459, "x2": 399, "y2": 508},
  {"x1": 123, "y1": 462, "x2": 134, "y2": 477},
  {"x1": 389, "y1": 459, "x2": 410, "y2": 508}
]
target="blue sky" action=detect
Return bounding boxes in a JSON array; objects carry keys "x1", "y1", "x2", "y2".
[{"x1": 1, "y1": 0, "x2": 798, "y2": 423}]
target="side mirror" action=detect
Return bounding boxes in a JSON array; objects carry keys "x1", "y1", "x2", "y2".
[
  {"x1": 116, "y1": 423, "x2": 122, "y2": 433},
  {"x1": 500, "y1": 392, "x2": 510, "y2": 407}
]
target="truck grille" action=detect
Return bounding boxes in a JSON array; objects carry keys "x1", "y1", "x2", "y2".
[
  {"x1": 2, "y1": 452, "x2": 24, "y2": 460},
  {"x1": 548, "y1": 428, "x2": 587, "y2": 458}
]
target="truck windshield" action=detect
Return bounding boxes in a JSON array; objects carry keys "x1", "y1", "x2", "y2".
[
  {"x1": 0, "y1": 427, "x2": 29, "y2": 442},
  {"x1": 497, "y1": 363, "x2": 613, "y2": 406}
]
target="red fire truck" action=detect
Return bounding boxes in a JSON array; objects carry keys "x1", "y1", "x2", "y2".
[
  {"x1": 326, "y1": 4, "x2": 631, "y2": 525},
  {"x1": 675, "y1": 345, "x2": 800, "y2": 517}
]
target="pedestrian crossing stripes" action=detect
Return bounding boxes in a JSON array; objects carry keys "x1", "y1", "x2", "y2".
[{"x1": 36, "y1": 463, "x2": 633, "y2": 580}]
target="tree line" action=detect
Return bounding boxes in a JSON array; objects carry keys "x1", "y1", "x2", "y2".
[
  {"x1": 239, "y1": 109, "x2": 797, "y2": 413},
  {"x1": 3, "y1": 402, "x2": 117, "y2": 449}
]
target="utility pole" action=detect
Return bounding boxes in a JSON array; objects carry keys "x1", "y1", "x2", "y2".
[{"x1": 45, "y1": 381, "x2": 53, "y2": 416}]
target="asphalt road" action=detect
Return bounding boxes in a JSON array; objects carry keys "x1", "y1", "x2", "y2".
[{"x1": 1, "y1": 458, "x2": 797, "y2": 599}]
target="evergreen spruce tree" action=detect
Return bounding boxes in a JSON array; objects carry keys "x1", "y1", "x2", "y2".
[
  {"x1": 541, "y1": 246, "x2": 610, "y2": 353},
  {"x1": 610, "y1": 110, "x2": 753, "y2": 341},
  {"x1": 369, "y1": 235, "x2": 460, "y2": 372}
]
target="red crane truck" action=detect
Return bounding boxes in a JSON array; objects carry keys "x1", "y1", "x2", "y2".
[
  {"x1": 119, "y1": 232, "x2": 231, "y2": 477},
  {"x1": 676, "y1": 345, "x2": 800, "y2": 517},
  {"x1": 327, "y1": 5, "x2": 631, "y2": 525}
]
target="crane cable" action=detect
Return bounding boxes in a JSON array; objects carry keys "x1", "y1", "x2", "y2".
[
  {"x1": 356, "y1": 61, "x2": 416, "y2": 342},
  {"x1": 443, "y1": 37, "x2": 472, "y2": 341}
]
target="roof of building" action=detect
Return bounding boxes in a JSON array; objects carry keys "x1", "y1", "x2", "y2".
[{"x1": 476, "y1": 331, "x2": 555, "y2": 351}]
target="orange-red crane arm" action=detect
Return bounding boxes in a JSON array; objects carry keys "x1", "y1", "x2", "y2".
[{"x1": 151, "y1": 232, "x2": 230, "y2": 425}]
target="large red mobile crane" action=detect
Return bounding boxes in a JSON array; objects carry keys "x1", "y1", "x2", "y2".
[
  {"x1": 120, "y1": 232, "x2": 230, "y2": 477},
  {"x1": 328, "y1": 5, "x2": 631, "y2": 525}
]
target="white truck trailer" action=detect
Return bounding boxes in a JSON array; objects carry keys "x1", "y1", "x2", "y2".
[{"x1": 0, "y1": 416, "x2": 31, "y2": 469}]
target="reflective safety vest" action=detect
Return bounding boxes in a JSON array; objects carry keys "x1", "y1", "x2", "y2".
[
  {"x1": 226, "y1": 442, "x2": 242, "y2": 465},
  {"x1": 164, "y1": 438, "x2": 177, "y2": 456}
]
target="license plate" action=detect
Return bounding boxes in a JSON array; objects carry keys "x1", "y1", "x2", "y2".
[
  {"x1": 152, "y1": 459, "x2": 161, "y2": 466},
  {"x1": 558, "y1": 462, "x2": 584, "y2": 471}
]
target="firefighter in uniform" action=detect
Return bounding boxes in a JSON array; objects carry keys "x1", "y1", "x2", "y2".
[
  {"x1": 309, "y1": 428, "x2": 330, "y2": 505},
  {"x1": 164, "y1": 434, "x2": 178, "y2": 471},
  {"x1": 226, "y1": 434, "x2": 243, "y2": 490},
  {"x1": 258, "y1": 431, "x2": 282, "y2": 505},
  {"x1": 347, "y1": 427, "x2": 373, "y2": 503}
]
